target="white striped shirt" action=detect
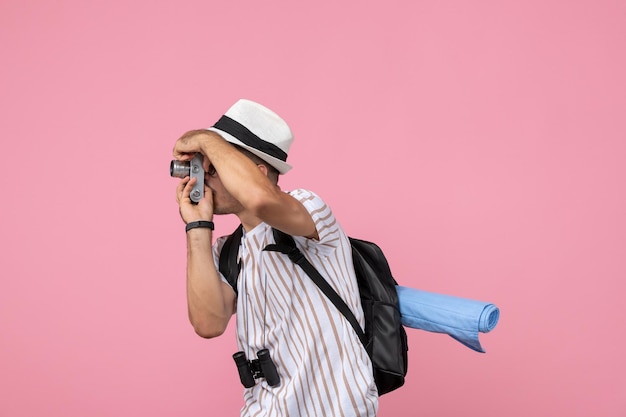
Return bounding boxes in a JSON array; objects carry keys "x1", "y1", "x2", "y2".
[{"x1": 214, "y1": 189, "x2": 378, "y2": 417}]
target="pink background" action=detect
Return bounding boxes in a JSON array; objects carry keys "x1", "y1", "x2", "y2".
[{"x1": 1, "y1": 0, "x2": 625, "y2": 416}]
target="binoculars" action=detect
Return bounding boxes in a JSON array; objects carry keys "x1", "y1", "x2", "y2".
[
  {"x1": 233, "y1": 349, "x2": 280, "y2": 388},
  {"x1": 170, "y1": 154, "x2": 204, "y2": 203}
]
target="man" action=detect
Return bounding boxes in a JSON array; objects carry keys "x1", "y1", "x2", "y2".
[{"x1": 173, "y1": 99, "x2": 378, "y2": 416}]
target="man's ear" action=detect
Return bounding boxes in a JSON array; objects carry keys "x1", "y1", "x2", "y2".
[
  {"x1": 257, "y1": 163, "x2": 279, "y2": 186},
  {"x1": 257, "y1": 164, "x2": 269, "y2": 177}
]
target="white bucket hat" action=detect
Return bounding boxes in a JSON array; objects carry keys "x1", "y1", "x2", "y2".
[{"x1": 207, "y1": 99, "x2": 294, "y2": 174}]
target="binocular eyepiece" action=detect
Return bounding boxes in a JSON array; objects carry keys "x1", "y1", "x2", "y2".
[
  {"x1": 233, "y1": 349, "x2": 280, "y2": 388},
  {"x1": 169, "y1": 154, "x2": 205, "y2": 203}
]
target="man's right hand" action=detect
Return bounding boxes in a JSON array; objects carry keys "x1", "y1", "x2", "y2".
[{"x1": 176, "y1": 176, "x2": 214, "y2": 224}]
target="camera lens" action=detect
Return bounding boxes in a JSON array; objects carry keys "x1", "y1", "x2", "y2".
[{"x1": 170, "y1": 160, "x2": 191, "y2": 178}]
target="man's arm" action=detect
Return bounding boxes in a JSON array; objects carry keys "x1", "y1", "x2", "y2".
[
  {"x1": 176, "y1": 176, "x2": 236, "y2": 338},
  {"x1": 174, "y1": 130, "x2": 318, "y2": 239},
  {"x1": 185, "y1": 227, "x2": 236, "y2": 338}
]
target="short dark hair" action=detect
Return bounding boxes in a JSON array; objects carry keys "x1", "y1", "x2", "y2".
[{"x1": 235, "y1": 145, "x2": 280, "y2": 184}]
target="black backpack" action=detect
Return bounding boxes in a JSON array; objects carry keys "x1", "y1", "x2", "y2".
[{"x1": 219, "y1": 225, "x2": 408, "y2": 395}]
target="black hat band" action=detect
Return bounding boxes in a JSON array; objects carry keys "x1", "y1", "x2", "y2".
[{"x1": 212, "y1": 115, "x2": 288, "y2": 162}]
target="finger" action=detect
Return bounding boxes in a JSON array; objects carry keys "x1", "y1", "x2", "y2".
[
  {"x1": 173, "y1": 130, "x2": 212, "y2": 160},
  {"x1": 173, "y1": 135, "x2": 197, "y2": 160},
  {"x1": 196, "y1": 185, "x2": 214, "y2": 216},
  {"x1": 175, "y1": 176, "x2": 190, "y2": 203},
  {"x1": 172, "y1": 150, "x2": 195, "y2": 161},
  {"x1": 181, "y1": 176, "x2": 197, "y2": 201}
]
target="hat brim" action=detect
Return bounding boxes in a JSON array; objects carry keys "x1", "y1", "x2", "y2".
[{"x1": 207, "y1": 127, "x2": 292, "y2": 174}]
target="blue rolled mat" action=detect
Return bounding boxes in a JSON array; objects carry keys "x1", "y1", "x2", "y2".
[{"x1": 396, "y1": 286, "x2": 500, "y2": 353}]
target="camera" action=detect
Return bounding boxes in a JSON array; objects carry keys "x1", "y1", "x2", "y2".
[
  {"x1": 233, "y1": 349, "x2": 281, "y2": 388},
  {"x1": 170, "y1": 154, "x2": 204, "y2": 203}
]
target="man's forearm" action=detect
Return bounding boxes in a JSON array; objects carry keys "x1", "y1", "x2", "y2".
[
  {"x1": 199, "y1": 132, "x2": 279, "y2": 209},
  {"x1": 186, "y1": 228, "x2": 233, "y2": 338}
]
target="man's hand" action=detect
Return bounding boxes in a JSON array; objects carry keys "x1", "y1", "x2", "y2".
[
  {"x1": 172, "y1": 130, "x2": 216, "y2": 161},
  {"x1": 176, "y1": 176, "x2": 214, "y2": 224}
]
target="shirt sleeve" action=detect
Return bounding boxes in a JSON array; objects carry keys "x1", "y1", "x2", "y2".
[
  {"x1": 289, "y1": 188, "x2": 343, "y2": 253},
  {"x1": 212, "y1": 235, "x2": 236, "y2": 292}
]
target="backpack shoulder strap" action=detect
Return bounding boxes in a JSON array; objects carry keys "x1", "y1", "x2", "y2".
[
  {"x1": 218, "y1": 224, "x2": 244, "y2": 295},
  {"x1": 263, "y1": 228, "x2": 367, "y2": 347}
]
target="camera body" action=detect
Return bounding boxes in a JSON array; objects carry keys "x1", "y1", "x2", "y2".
[{"x1": 170, "y1": 154, "x2": 205, "y2": 203}]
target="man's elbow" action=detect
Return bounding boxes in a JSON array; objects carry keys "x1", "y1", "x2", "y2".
[{"x1": 190, "y1": 318, "x2": 228, "y2": 339}]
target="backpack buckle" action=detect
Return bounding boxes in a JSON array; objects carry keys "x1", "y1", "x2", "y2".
[{"x1": 287, "y1": 248, "x2": 305, "y2": 264}]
